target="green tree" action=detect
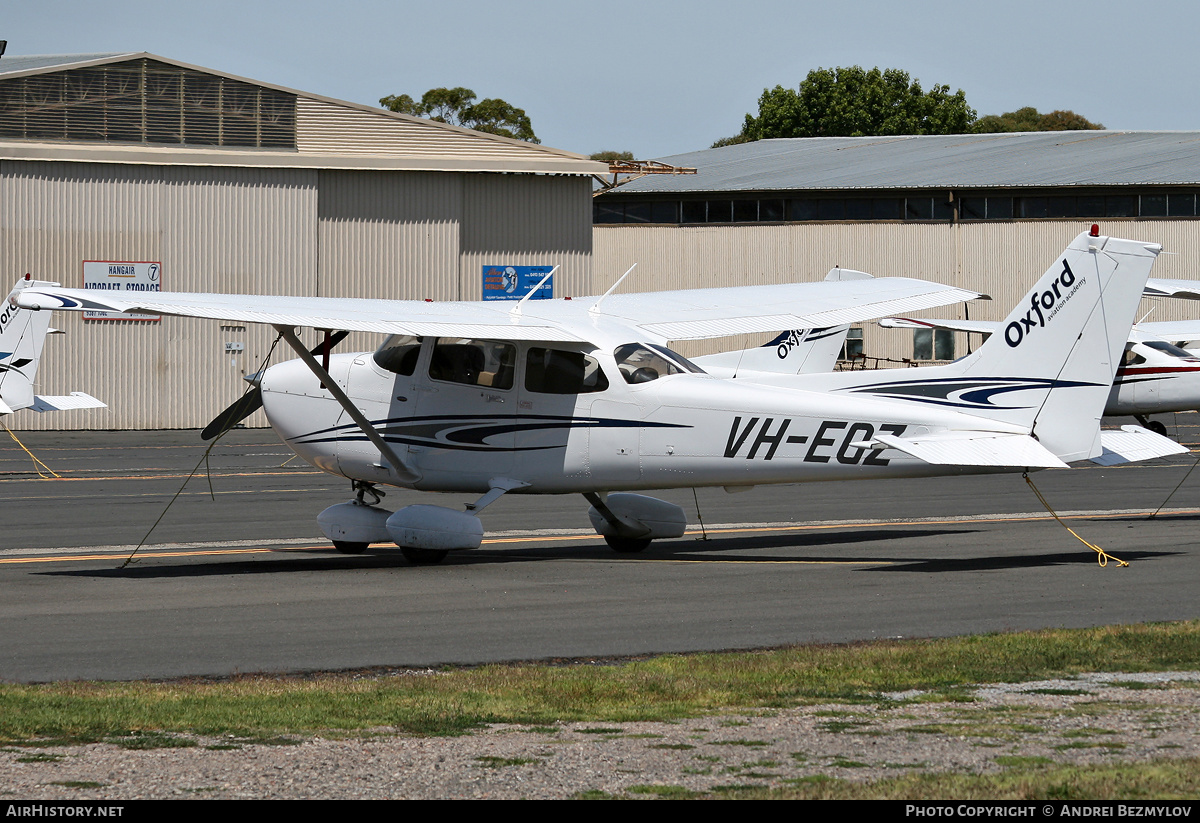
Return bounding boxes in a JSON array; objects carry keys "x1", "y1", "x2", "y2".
[
  {"x1": 589, "y1": 150, "x2": 636, "y2": 164},
  {"x1": 974, "y1": 106, "x2": 1104, "y2": 133},
  {"x1": 723, "y1": 66, "x2": 976, "y2": 146},
  {"x1": 379, "y1": 87, "x2": 539, "y2": 143}
]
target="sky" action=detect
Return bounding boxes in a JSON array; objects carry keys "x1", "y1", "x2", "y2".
[{"x1": 7, "y1": 0, "x2": 1200, "y2": 160}]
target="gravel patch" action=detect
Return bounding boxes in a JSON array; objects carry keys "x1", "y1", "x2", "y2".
[{"x1": 2, "y1": 672, "x2": 1199, "y2": 799}]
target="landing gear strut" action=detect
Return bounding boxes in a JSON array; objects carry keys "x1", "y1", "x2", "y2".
[{"x1": 1136, "y1": 415, "x2": 1168, "y2": 436}]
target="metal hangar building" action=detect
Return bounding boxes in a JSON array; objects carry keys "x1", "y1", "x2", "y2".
[
  {"x1": 592, "y1": 133, "x2": 1200, "y2": 363},
  {"x1": 0, "y1": 52, "x2": 604, "y2": 429}
]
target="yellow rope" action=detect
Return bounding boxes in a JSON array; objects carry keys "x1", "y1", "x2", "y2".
[
  {"x1": 1023, "y1": 472, "x2": 1127, "y2": 567},
  {"x1": 2, "y1": 421, "x2": 60, "y2": 478}
]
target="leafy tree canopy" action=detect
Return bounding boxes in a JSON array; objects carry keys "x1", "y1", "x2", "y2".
[
  {"x1": 721, "y1": 66, "x2": 976, "y2": 146},
  {"x1": 379, "y1": 87, "x2": 539, "y2": 143},
  {"x1": 973, "y1": 106, "x2": 1104, "y2": 133},
  {"x1": 589, "y1": 150, "x2": 636, "y2": 164}
]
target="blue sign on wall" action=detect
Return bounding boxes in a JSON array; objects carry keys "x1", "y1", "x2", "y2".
[{"x1": 482, "y1": 265, "x2": 554, "y2": 301}]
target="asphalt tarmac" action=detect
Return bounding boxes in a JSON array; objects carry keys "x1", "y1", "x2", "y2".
[{"x1": 1, "y1": 420, "x2": 1199, "y2": 683}]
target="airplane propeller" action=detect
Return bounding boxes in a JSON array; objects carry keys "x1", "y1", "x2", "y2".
[{"x1": 201, "y1": 330, "x2": 349, "y2": 440}]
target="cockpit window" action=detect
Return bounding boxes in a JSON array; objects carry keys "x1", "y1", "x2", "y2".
[
  {"x1": 1143, "y1": 340, "x2": 1200, "y2": 360},
  {"x1": 373, "y1": 335, "x2": 422, "y2": 375},
  {"x1": 1123, "y1": 346, "x2": 1146, "y2": 367},
  {"x1": 429, "y1": 339, "x2": 516, "y2": 389},
  {"x1": 525, "y1": 348, "x2": 609, "y2": 394},
  {"x1": 613, "y1": 343, "x2": 705, "y2": 384}
]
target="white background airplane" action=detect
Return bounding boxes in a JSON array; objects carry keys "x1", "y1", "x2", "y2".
[
  {"x1": 14, "y1": 230, "x2": 1181, "y2": 562},
  {"x1": 0, "y1": 276, "x2": 105, "y2": 418}
]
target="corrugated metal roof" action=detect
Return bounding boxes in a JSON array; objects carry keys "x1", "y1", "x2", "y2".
[
  {"x1": 0, "y1": 53, "x2": 134, "y2": 75},
  {"x1": 0, "y1": 52, "x2": 605, "y2": 175},
  {"x1": 607, "y1": 132, "x2": 1200, "y2": 194}
]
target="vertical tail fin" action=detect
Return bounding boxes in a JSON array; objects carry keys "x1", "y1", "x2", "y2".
[
  {"x1": 0, "y1": 277, "x2": 60, "y2": 413},
  {"x1": 839, "y1": 231, "x2": 1161, "y2": 462}
]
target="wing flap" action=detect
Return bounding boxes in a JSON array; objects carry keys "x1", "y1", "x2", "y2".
[
  {"x1": 1090, "y1": 425, "x2": 1189, "y2": 466},
  {"x1": 873, "y1": 431, "x2": 1069, "y2": 468}
]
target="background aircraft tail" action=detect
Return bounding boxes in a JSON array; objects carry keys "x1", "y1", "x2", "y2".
[
  {"x1": 0, "y1": 276, "x2": 57, "y2": 414},
  {"x1": 0, "y1": 276, "x2": 105, "y2": 416},
  {"x1": 836, "y1": 230, "x2": 1161, "y2": 462}
]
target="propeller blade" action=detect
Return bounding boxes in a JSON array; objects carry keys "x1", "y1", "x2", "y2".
[
  {"x1": 201, "y1": 389, "x2": 263, "y2": 441},
  {"x1": 201, "y1": 330, "x2": 350, "y2": 440}
]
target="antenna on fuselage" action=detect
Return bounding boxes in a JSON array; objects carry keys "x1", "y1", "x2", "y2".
[
  {"x1": 509, "y1": 265, "x2": 559, "y2": 319},
  {"x1": 589, "y1": 263, "x2": 637, "y2": 315}
]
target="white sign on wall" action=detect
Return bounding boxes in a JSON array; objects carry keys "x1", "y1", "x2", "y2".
[{"x1": 82, "y1": 261, "x2": 162, "y2": 320}]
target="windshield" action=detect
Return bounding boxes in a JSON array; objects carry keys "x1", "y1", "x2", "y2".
[
  {"x1": 613, "y1": 343, "x2": 706, "y2": 384},
  {"x1": 1143, "y1": 340, "x2": 1200, "y2": 361}
]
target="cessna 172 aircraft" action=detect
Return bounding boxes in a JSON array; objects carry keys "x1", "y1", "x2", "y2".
[
  {"x1": 0, "y1": 275, "x2": 104, "y2": 417},
  {"x1": 13, "y1": 229, "x2": 1183, "y2": 563}
]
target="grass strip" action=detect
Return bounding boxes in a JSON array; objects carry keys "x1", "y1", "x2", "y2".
[
  {"x1": 719, "y1": 758, "x2": 1200, "y2": 800},
  {"x1": 0, "y1": 620, "x2": 1198, "y2": 745}
]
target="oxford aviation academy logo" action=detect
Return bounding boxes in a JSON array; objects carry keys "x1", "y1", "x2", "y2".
[{"x1": 1004, "y1": 259, "x2": 1085, "y2": 348}]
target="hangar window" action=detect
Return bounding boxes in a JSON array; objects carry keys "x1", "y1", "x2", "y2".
[
  {"x1": 595, "y1": 189, "x2": 1200, "y2": 226},
  {"x1": 913, "y1": 328, "x2": 955, "y2": 361},
  {"x1": 525, "y1": 348, "x2": 609, "y2": 394},
  {"x1": 1169, "y1": 194, "x2": 1196, "y2": 216},
  {"x1": 0, "y1": 58, "x2": 296, "y2": 149},
  {"x1": 733, "y1": 200, "x2": 758, "y2": 221},
  {"x1": 841, "y1": 327, "x2": 864, "y2": 361}
]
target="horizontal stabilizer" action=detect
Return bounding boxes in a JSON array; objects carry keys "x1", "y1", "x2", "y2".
[
  {"x1": 1090, "y1": 425, "x2": 1189, "y2": 466},
  {"x1": 873, "y1": 431, "x2": 1069, "y2": 468},
  {"x1": 29, "y1": 392, "x2": 107, "y2": 413}
]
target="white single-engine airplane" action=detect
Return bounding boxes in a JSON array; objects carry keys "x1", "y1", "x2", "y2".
[
  {"x1": 14, "y1": 229, "x2": 1183, "y2": 563},
  {"x1": 0, "y1": 275, "x2": 105, "y2": 417}
]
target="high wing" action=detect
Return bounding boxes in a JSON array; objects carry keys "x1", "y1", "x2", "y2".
[
  {"x1": 876, "y1": 316, "x2": 999, "y2": 335},
  {"x1": 1136, "y1": 321, "x2": 1200, "y2": 344},
  {"x1": 1145, "y1": 279, "x2": 1200, "y2": 300},
  {"x1": 877, "y1": 316, "x2": 1200, "y2": 347},
  {"x1": 16, "y1": 278, "x2": 985, "y2": 345}
]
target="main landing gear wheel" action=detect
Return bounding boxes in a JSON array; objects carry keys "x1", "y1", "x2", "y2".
[
  {"x1": 401, "y1": 547, "x2": 449, "y2": 565},
  {"x1": 332, "y1": 540, "x2": 369, "y2": 555},
  {"x1": 604, "y1": 535, "x2": 652, "y2": 553},
  {"x1": 1147, "y1": 420, "x2": 1168, "y2": 436}
]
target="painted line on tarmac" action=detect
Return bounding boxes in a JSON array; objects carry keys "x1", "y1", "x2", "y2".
[{"x1": 4, "y1": 506, "x2": 1196, "y2": 565}]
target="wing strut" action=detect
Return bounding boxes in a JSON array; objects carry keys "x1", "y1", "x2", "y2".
[{"x1": 274, "y1": 325, "x2": 421, "y2": 485}]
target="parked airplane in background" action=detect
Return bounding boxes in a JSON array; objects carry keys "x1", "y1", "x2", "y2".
[
  {"x1": 694, "y1": 267, "x2": 874, "y2": 378},
  {"x1": 0, "y1": 275, "x2": 105, "y2": 417},
  {"x1": 14, "y1": 229, "x2": 1181, "y2": 563}
]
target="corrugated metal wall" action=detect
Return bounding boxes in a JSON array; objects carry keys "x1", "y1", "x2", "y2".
[
  {"x1": 460, "y1": 173, "x2": 593, "y2": 300},
  {"x1": 3, "y1": 160, "x2": 594, "y2": 430},
  {"x1": 1, "y1": 161, "x2": 319, "y2": 429},
  {"x1": 594, "y1": 220, "x2": 1200, "y2": 360}
]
